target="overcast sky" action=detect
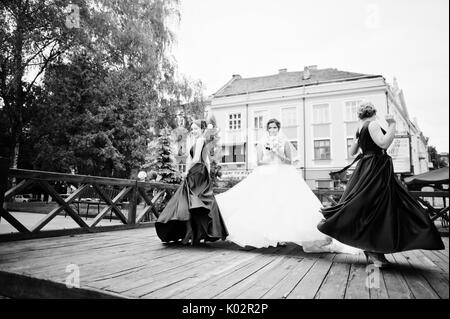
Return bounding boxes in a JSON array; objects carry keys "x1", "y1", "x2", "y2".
[{"x1": 170, "y1": 0, "x2": 449, "y2": 152}]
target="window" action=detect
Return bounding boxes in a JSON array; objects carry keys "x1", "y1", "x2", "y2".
[
  {"x1": 344, "y1": 100, "x2": 361, "y2": 122},
  {"x1": 229, "y1": 113, "x2": 241, "y2": 130},
  {"x1": 316, "y1": 180, "x2": 332, "y2": 189},
  {"x1": 347, "y1": 138, "x2": 355, "y2": 158},
  {"x1": 221, "y1": 144, "x2": 246, "y2": 163},
  {"x1": 281, "y1": 107, "x2": 297, "y2": 127},
  {"x1": 313, "y1": 104, "x2": 329, "y2": 124},
  {"x1": 314, "y1": 139, "x2": 331, "y2": 160},
  {"x1": 253, "y1": 111, "x2": 266, "y2": 129},
  {"x1": 254, "y1": 116, "x2": 262, "y2": 129},
  {"x1": 254, "y1": 110, "x2": 267, "y2": 141}
]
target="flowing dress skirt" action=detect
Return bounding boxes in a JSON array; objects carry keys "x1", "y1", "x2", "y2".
[
  {"x1": 216, "y1": 163, "x2": 360, "y2": 253},
  {"x1": 318, "y1": 153, "x2": 445, "y2": 253},
  {"x1": 155, "y1": 162, "x2": 228, "y2": 243}
]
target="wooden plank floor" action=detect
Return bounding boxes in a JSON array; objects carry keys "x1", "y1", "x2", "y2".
[{"x1": 0, "y1": 227, "x2": 448, "y2": 299}]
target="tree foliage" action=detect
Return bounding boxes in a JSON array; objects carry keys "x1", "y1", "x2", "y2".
[
  {"x1": 428, "y1": 145, "x2": 448, "y2": 169},
  {"x1": 1, "y1": 0, "x2": 211, "y2": 179},
  {"x1": 142, "y1": 127, "x2": 181, "y2": 184}
]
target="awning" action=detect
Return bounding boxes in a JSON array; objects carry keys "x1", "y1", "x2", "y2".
[{"x1": 404, "y1": 167, "x2": 449, "y2": 185}]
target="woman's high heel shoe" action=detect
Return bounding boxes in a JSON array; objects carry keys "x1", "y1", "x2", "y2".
[
  {"x1": 181, "y1": 231, "x2": 193, "y2": 245},
  {"x1": 182, "y1": 221, "x2": 193, "y2": 245},
  {"x1": 364, "y1": 251, "x2": 390, "y2": 268}
]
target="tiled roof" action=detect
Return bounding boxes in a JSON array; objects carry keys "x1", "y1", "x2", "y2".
[{"x1": 214, "y1": 68, "x2": 382, "y2": 97}]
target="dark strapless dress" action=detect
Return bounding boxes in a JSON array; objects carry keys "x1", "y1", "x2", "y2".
[
  {"x1": 155, "y1": 142, "x2": 228, "y2": 243},
  {"x1": 318, "y1": 121, "x2": 444, "y2": 253}
]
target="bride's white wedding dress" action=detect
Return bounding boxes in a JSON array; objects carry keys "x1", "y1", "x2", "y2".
[{"x1": 215, "y1": 139, "x2": 360, "y2": 254}]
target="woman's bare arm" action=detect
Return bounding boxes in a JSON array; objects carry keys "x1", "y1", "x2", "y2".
[
  {"x1": 270, "y1": 141, "x2": 292, "y2": 164},
  {"x1": 349, "y1": 137, "x2": 360, "y2": 156},
  {"x1": 368, "y1": 119, "x2": 396, "y2": 149},
  {"x1": 192, "y1": 137, "x2": 205, "y2": 164}
]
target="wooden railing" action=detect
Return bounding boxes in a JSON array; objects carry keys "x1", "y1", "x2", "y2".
[
  {"x1": 1, "y1": 167, "x2": 447, "y2": 242},
  {"x1": 409, "y1": 191, "x2": 449, "y2": 227},
  {"x1": 0, "y1": 168, "x2": 179, "y2": 241}
]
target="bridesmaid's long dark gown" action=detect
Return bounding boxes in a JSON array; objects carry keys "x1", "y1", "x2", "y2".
[
  {"x1": 155, "y1": 142, "x2": 228, "y2": 243},
  {"x1": 318, "y1": 121, "x2": 444, "y2": 254}
]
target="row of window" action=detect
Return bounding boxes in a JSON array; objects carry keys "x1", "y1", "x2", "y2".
[
  {"x1": 228, "y1": 101, "x2": 362, "y2": 131},
  {"x1": 219, "y1": 138, "x2": 356, "y2": 163}
]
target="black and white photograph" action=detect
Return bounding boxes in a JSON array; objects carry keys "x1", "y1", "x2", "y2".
[{"x1": 0, "y1": 0, "x2": 448, "y2": 309}]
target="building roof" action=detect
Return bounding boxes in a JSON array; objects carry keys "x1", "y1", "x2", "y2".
[{"x1": 213, "y1": 67, "x2": 382, "y2": 97}]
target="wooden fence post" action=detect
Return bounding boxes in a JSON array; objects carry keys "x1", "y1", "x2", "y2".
[
  {"x1": 127, "y1": 182, "x2": 138, "y2": 225},
  {"x1": 0, "y1": 156, "x2": 10, "y2": 222}
]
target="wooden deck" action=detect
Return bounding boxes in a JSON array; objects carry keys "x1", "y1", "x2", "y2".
[{"x1": 0, "y1": 226, "x2": 448, "y2": 299}]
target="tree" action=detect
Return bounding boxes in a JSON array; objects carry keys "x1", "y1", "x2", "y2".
[
  {"x1": 142, "y1": 127, "x2": 181, "y2": 184},
  {"x1": 428, "y1": 146, "x2": 439, "y2": 169},
  {"x1": 174, "y1": 76, "x2": 208, "y2": 130},
  {"x1": 1, "y1": 0, "x2": 181, "y2": 177},
  {"x1": 2, "y1": 0, "x2": 217, "y2": 182},
  {"x1": 0, "y1": 0, "x2": 88, "y2": 169},
  {"x1": 428, "y1": 145, "x2": 448, "y2": 169}
]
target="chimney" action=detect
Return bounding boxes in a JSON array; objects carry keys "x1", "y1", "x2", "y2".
[
  {"x1": 393, "y1": 77, "x2": 400, "y2": 91},
  {"x1": 232, "y1": 74, "x2": 241, "y2": 79},
  {"x1": 303, "y1": 66, "x2": 311, "y2": 80},
  {"x1": 278, "y1": 68, "x2": 287, "y2": 74}
]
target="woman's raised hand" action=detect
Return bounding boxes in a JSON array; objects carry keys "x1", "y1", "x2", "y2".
[{"x1": 385, "y1": 114, "x2": 396, "y2": 126}]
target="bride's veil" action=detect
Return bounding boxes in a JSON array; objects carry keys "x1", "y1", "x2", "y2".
[{"x1": 277, "y1": 130, "x2": 299, "y2": 166}]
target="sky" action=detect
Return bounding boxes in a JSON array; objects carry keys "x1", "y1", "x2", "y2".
[{"x1": 170, "y1": 0, "x2": 449, "y2": 152}]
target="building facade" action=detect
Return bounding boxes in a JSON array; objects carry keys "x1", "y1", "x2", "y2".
[{"x1": 209, "y1": 66, "x2": 430, "y2": 189}]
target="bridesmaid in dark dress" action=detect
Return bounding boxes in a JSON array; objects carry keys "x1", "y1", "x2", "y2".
[
  {"x1": 155, "y1": 119, "x2": 228, "y2": 245},
  {"x1": 318, "y1": 102, "x2": 444, "y2": 267}
]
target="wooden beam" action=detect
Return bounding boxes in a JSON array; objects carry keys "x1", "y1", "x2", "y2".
[
  {"x1": 91, "y1": 184, "x2": 128, "y2": 224},
  {"x1": 65, "y1": 184, "x2": 91, "y2": 202},
  {"x1": 431, "y1": 207, "x2": 449, "y2": 222},
  {"x1": 90, "y1": 186, "x2": 131, "y2": 227},
  {"x1": 137, "y1": 180, "x2": 179, "y2": 190},
  {"x1": 31, "y1": 181, "x2": 89, "y2": 232},
  {"x1": 409, "y1": 191, "x2": 449, "y2": 198},
  {"x1": 0, "y1": 222, "x2": 155, "y2": 242},
  {"x1": 0, "y1": 206, "x2": 30, "y2": 233},
  {"x1": 136, "y1": 188, "x2": 165, "y2": 223},
  {"x1": 127, "y1": 185, "x2": 138, "y2": 225},
  {"x1": 4, "y1": 179, "x2": 34, "y2": 201},
  {"x1": 9, "y1": 168, "x2": 136, "y2": 187}
]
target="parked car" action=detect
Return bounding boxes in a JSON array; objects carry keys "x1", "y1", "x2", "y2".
[{"x1": 14, "y1": 194, "x2": 33, "y2": 203}]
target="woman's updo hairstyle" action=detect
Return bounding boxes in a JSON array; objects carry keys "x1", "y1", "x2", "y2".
[
  {"x1": 266, "y1": 118, "x2": 281, "y2": 131},
  {"x1": 357, "y1": 102, "x2": 377, "y2": 120}
]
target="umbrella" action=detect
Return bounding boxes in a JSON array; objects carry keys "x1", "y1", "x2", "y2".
[{"x1": 404, "y1": 167, "x2": 449, "y2": 185}]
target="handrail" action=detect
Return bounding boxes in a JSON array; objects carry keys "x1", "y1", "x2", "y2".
[{"x1": 1, "y1": 168, "x2": 448, "y2": 241}]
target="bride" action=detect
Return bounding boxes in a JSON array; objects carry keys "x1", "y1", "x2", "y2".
[{"x1": 215, "y1": 118, "x2": 360, "y2": 253}]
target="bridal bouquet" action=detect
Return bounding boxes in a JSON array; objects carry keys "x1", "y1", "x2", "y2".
[{"x1": 264, "y1": 136, "x2": 283, "y2": 153}]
